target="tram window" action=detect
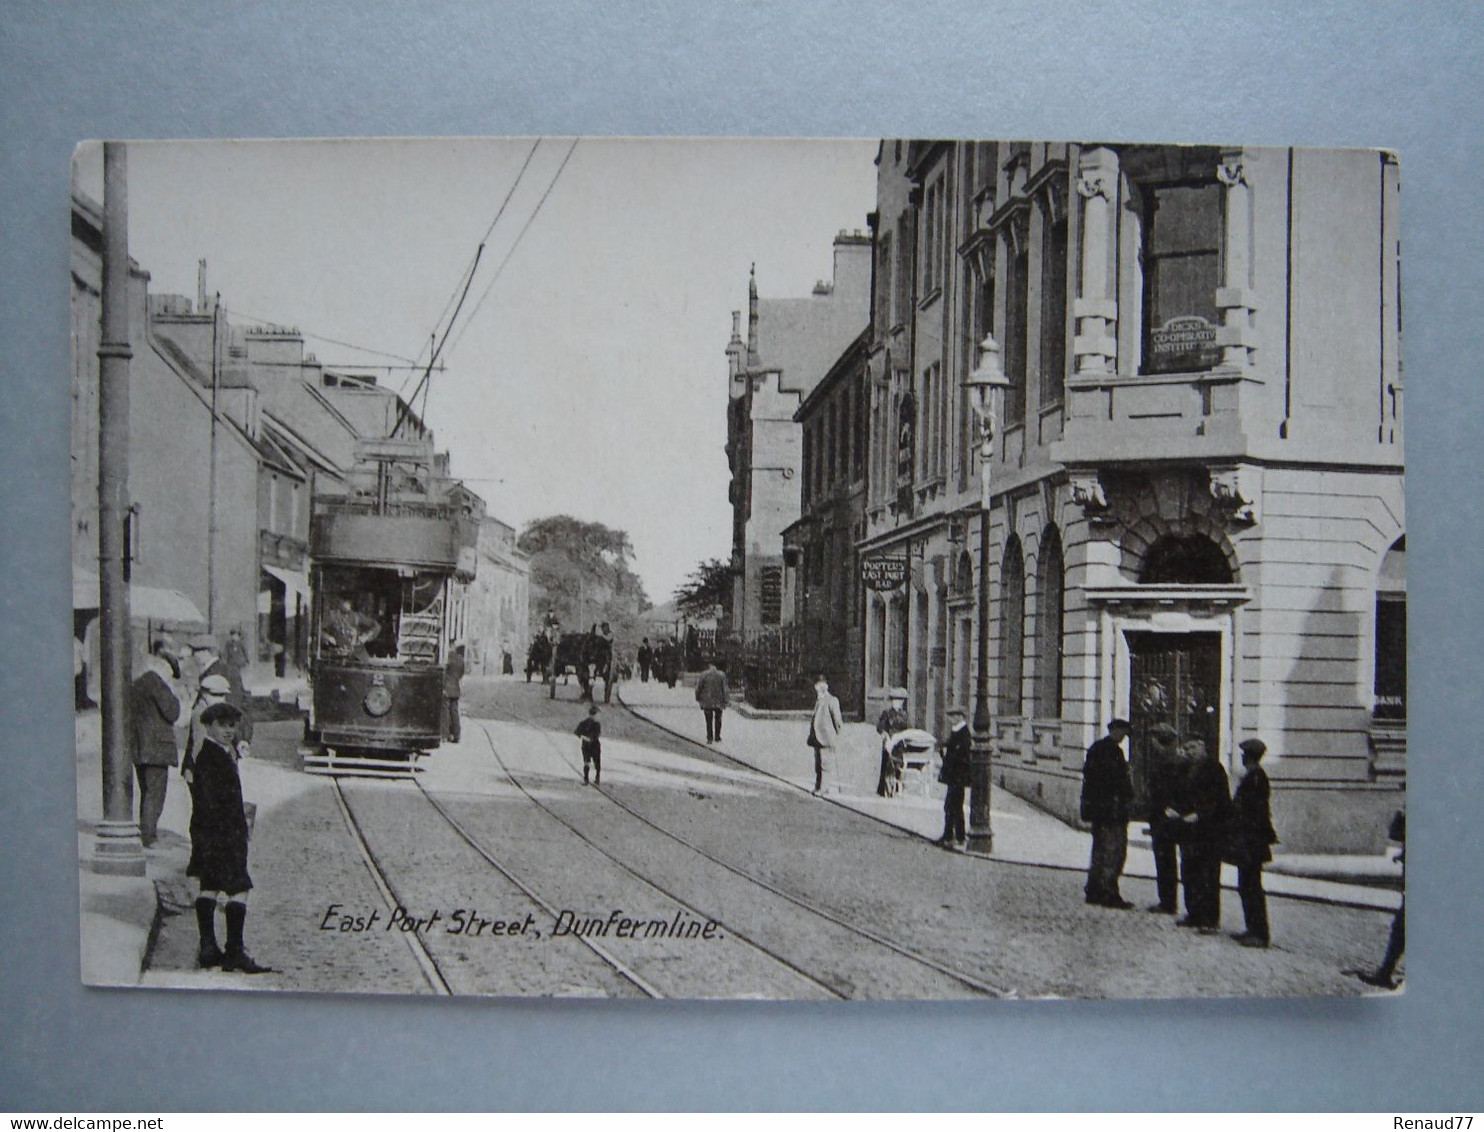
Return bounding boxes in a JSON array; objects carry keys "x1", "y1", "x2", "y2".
[
  {"x1": 397, "y1": 572, "x2": 446, "y2": 665},
  {"x1": 316, "y1": 567, "x2": 447, "y2": 665}
]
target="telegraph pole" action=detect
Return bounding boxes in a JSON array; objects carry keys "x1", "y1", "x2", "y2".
[
  {"x1": 207, "y1": 287, "x2": 220, "y2": 631},
  {"x1": 92, "y1": 141, "x2": 144, "y2": 876}
]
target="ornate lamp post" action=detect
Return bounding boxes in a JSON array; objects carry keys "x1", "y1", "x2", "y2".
[{"x1": 962, "y1": 333, "x2": 1010, "y2": 854}]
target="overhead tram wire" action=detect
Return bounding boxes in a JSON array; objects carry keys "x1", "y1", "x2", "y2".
[
  {"x1": 444, "y1": 137, "x2": 581, "y2": 361},
  {"x1": 227, "y1": 310, "x2": 420, "y2": 366},
  {"x1": 393, "y1": 138, "x2": 546, "y2": 423},
  {"x1": 396, "y1": 138, "x2": 544, "y2": 398}
]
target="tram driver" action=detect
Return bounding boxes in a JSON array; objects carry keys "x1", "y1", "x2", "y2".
[{"x1": 321, "y1": 597, "x2": 381, "y2": 657}]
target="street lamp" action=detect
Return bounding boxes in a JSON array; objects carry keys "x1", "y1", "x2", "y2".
[{"x1": 962, "y1": 333, "x2": 1011, "y2": 854}]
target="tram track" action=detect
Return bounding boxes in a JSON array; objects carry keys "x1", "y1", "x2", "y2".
[
  {"x1": 415, "y1": 760, "x2": 846, "y2": 1001},
  {"x1": 479, "y1": 701, "x2": 1017, "y2": 999},
  {"x1": 332, "y1": 777, "x2": 665, "y2": 998},
  {"x1": 333, "y1": 752, "x2": 847, "y2": 999}
]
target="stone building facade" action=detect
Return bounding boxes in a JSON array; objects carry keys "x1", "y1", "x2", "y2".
[
  {"x1": 782, "y1": 328, "x2": 870, "y2": 715},
  {"x1": 72, "y1": 195, "x2": 264, "y2": 684},
  {"x1": 463, "y1": 516, "x2": 532, "y2": 676},
  {"x1": 860, "y1": 142, "x2": 1404, "y2": 853},
  {"x1": 724, "y1": 234, "x2": 871, "y2": 639}
]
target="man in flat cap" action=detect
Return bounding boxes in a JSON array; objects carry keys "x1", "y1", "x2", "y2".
[
  {"x1": 1081, "y1": 719, "x2": 1134, "y2": 908},
  {"x1": 1174, "y1": 737, "x2": 1231, "y2": 933},
  {"x1": 1144, "y1": 722, "x2": 1187, "y2": 914},
  {"x1": 188, "y1": 633, "x2": 253, "y2": 748},
  {"x1": 1227, "y1": 738, "x2": 1279, "y2": 947},
  {"x1": 187, "y1": 701, "x2": 270, "y2": 974},
  {"x1": 935, "y1": 706, "x2": 972, "y2": 849},
  {"x1": 128, "y1": 637, "x2": 183, "y2": 847}
]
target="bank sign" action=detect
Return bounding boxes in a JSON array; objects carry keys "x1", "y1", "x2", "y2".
[{"x1": 862, "y1": 558, "x2": 908, "y2": 591}]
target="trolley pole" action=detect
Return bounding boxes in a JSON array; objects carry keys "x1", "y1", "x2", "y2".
[{"x1": 92, "y1": 141, "x2": 145, "y2": 876}]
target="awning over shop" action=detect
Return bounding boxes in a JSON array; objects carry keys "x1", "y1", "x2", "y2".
[
  {"x1": 72, "y1": 568, "x2": 208, "y2": 627},
  {"x1": 261, "y1": 564, "x2": 312, "y2": 606}
]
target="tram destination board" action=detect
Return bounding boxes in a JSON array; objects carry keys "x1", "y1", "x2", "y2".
[{"x1": 69, "y1": 136, "x2": 1407, "y2": 1004}]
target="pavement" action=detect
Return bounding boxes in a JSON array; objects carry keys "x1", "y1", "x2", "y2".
[
  {"x1": 73, "y1": 674, "x2": 1401, "y2": 987},
  {"x1": 615, "y1": 679, "x2": 1403, "y2": 913}
]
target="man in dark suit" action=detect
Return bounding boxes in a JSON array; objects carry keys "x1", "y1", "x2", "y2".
[
  {"x1": 1081, "y1": 719, "x2": 1134, "y2": 908},
  {"x1": 935, "y1": 706, "x2": 972, "y2": 849},
  {"x1": 1175, "y1": 737, "x2": 1231, "y2": 933},
  {"x1": 694, "y1": 658, "x2": 729, "y2": 743},
  {"x1": 129, "y1": 638, "x2": 182, "y2": 847},
  {"x1": 637, "y1": 638, "x2": 653, "y2": 683},
  {"x1": 443, "y1": 643, "x2": 466, "y2": 743},
  {"x1": 1228, "y1": 737, "x2": 1279, "y2": 947},
  {"x1": 1144, "y1": 722, "x2": 1186, "y2": 914}
]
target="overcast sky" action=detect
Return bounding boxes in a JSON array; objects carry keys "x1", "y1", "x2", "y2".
[{"x1": 74, "y1": 137, "x2": 879, "y2": 604}]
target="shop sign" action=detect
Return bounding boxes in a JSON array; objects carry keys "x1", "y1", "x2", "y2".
[{"x1": 862, "y1": 558, "x2": 908, "y2": 591}]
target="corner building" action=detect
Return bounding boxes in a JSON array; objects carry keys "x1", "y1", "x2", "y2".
[{"x1": 861, "y1": 142, "x2": 1403, "y2": 853}]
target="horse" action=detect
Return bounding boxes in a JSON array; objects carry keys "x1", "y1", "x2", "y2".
[
  {"x1": 547, "y1": 627, "x2": 615, "y2": 703},
  {"x1": 525, "y1": 632, "x2": 553, "y2": 682}
]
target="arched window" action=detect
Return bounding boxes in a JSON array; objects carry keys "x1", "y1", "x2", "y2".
[
  {"x1": 1139, "y1": 534, "x2": 1233, "y2": 585},
  {"x1": 1374, "y1": 537, "x2": 1406, "y2": 721},
  {"x1": 1036, "y1": 527, "x2": 1065, "y2": 717},
  {"x1": 998, "y1": 535, "x2": 1025, "y2": 716},
  {"x1": 953, "y1": 550, "x2": 974, "y2": 600}
]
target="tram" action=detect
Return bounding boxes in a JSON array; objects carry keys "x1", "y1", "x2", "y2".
[{"x1": 300, "y1": 437, "x2": 477, "y2": 776}]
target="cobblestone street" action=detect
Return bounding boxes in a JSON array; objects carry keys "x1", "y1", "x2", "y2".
[{"x1": 128, "y1": 677, "x2": 1400, "y2": 999}]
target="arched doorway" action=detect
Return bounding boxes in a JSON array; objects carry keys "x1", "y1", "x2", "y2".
[{"x1": 1123, "y1": 532, "x2": 1236, "y2": 815}]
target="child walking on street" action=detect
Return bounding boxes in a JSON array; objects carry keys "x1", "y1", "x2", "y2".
[{"x1": 576, "y1": 704, "x2": 602, "y2": 785}]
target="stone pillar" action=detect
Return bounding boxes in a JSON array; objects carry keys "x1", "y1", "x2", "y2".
[
  {"x1": 1073, "y1": 147, "x2": 1120, "y2": 377},
  {"x1": 1216, "y1": 149, "x2": 1258, "y2": 370}
]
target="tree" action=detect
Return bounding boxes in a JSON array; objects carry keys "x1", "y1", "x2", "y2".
[
  {"x1": 518, "y1": 516, "x2": 651, "y2": 640},
  {"x1": 673, "y1": 557, "x2": 732, "y2": 619}
]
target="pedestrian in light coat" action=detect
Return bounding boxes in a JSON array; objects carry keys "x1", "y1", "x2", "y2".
[
  {"x1": 1081, "y1": 718, "x2": 1134, "y2": 908},
  {"x1": 935, "y1": 706, "x2": 972, "y2": 849},
  {"x1": 806, "y1": 676, "x2": 845, "y2": 794},
  {"x1": 129, "y1": 639, "x2": 182, "y2": 847},
  {"x1": 1227, "y1": 738, "x2": 1278, "y2": 948},
  {"x1": 694, "y1": 658, "x2": 730, "y2": 743}
]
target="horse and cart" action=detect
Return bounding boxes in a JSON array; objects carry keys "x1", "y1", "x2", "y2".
[{"x1": 527, "y1": 625, "x2": 616, "y2": 703}]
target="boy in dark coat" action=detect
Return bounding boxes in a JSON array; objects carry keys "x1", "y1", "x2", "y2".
[
  {"x1": 935, "y1": 706, "x2": 972, "y2": 849},
  {"x1": 188, "y1": 702, "x2": 270, "y2": 973},
  {"x1": 1228, "y1": 738, "x2": 1279, "y2": 947},
  {"x1": 575, "y1": 704, "x2": 602, "y2": 785},
  {"x1": 1081, "y1": 719, "x2": 1134, "y2": 908}
]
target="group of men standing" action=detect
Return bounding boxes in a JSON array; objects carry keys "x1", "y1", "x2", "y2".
[
  {"x1": 636, "y1": 636, "x2": 680, "y2": 688},
  {"x1": 1081, "y1": 719, "x2": 1277, "y2": 948}
]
